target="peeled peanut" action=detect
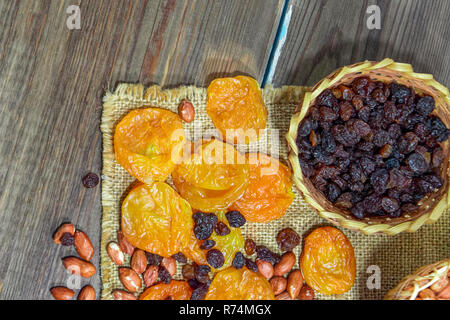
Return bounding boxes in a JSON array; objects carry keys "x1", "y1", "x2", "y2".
[
  {"x1": 53, "y1": 223, "x2": 75, "y2": 244},
  {"x1": 287, "y1": 270, "x2": 303, "y2": 299},
  {"x1": 419, "y1": 288, "x2": 436, "y2": 300},
  {"x1": 131, "y1": 249, "x2": 147, "y2": 274},
  {"x1": 256, "y1": 260, "x2": 274, "y2": 279},
  {"x1": 74, "y1": 230, "x2": 94, "y2": 261},
  {"x1": 270, "y1": 276, "x2": 287, "y2": 295},
  {"x1": 274, "y1": 252, "x2": 296, "y2": 276},
  {"x1": 143, "y1": 265, "x2": 158, "y2": 287},
  {"x1": 107, "y1": 242, "x2": 125, "y2": 266},
  {"x1": 119, "y1": 267, "x2": 142, "y2": 293},
  {"x1": 50, "y1": 286, "x2": 75, "y2": 300},
  {"x1": 78, "y1": 285, "x2": 96, "y2": 300},
  {"x1": 178, "y1": 100, "x2": 195, "y2": 123},
  {"x1": 438, "y1": 284, "x2": 450, "y2": 299},
  {"x1": 161, "y1": 257, "x2": 177, "y2": 276},
  {"x1": 430, "y1": 276, "x2": 449, "y2": 293},
  {"x1": 275, "y1": 292, "x2": 293, "y2": 300},
  {"x1": 112, "y1": 289, "x2": 137, "y2": 300},
  {"x1": 298, "y1": 284, "x2": 315, "y2": 300},
  {"x1": 117, "y1": 231, "x2": 135, "y2": 255},
  {"x1": 62, "y1": 256, "x2": 96, "y2": 278}
]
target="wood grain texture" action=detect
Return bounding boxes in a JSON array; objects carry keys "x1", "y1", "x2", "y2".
[
  {"x1": 269, "y1": 0, "x2": 450, "y2": 87},
  {"x1": 0, "y1": 0, "x2": 283, "y2": 299}
]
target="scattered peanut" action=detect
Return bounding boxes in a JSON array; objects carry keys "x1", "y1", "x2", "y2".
[
  {"x1": 275, "y1": 292, "x2": 293, "y2": 300},
  {"x1": 62, "y1": 256, "x2": 96, "y2": 278},
  {"x1": 298, "y1": 284, "x2": 315, "y2": 300},
  {"x1": 161, "y1": 257, "x2": 177, "y2": 276},
  {"x1": 143, "y1": 265, "x2": 159, "y2": 287},
  {"x1": 438, "y1": 284, "x2": 450, "y2": 299},
  {"x1": 50, "y1": 286, "x2": 75, "y2": 300},
  {"x1": 178, "y1": 99, "x2": 195, "y2": 123},
  {"x1": 107, "y1": 242, "x2": 125, "y2": 266},
  {"x1": 131, "y1": 249, "x2": 147, "y2": 274},
  {"x1": 74, "y1": 230, "x2": 94, "y2": 261},
  {"x1": 430, "y1": 276, "x2": 449, "y2": 293},
  {"x1": 270, "y1": 276, "x2": 287, "y2": 295},
  {"x1": 53, "y1": 223, "x2": 75, "y2": 244},
  {"x1": 418, "y1": 288, "x2": 436, "y2": 300},
  {"x1": 119, "y1": 267, "x2": 142, "y2": 293},
  {"x1": 78, "y1": 285, "x2": 96, "y2": 300},
  {"x1": 256, "y1": 260, "x2": 274, "y2": 279},
  {"x1": 274, "y1": 251, "x2": 296, "y2": 276},
  {"x1": 112, "y1": 289, "x2": 137, "y2": 300},
  {"x1": 117, "y1": 231, "x2": 135, "y2": 255},
  {"x1": 287, "y1": 270, "x2": 303, "y2": 299}
]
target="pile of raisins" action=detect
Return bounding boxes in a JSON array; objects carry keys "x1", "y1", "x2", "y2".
[{"x1": 296, "y1": 77, "x2": 449, "y2": 219}]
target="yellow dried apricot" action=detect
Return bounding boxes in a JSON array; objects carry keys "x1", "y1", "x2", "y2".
[
  {"x1": 114, "y1": 108, "x2": 185, "y2": 184},
  {"x1": 121, "y1": 182, "x2": 193, "y2": 257},
  {"x1": 205, "y1": 267, "x2": 275, "y2": 300},
  {"x1": 229, "y1": 153, "x2": 294, "y2": 222},
  {"x1": 206, "y1": 76, "x2": 267, "y2": 144},
  {"x1": 139, "y1": 280, "x2": 192, "y2": 300},
  {"x1": 172, "y1": 139, "x2": 249, "y2": 212},
  {"x1": 300, "y1": 227, "x2": 356, "y2": 295}
]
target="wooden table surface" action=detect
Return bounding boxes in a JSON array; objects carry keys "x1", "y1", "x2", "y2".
[{"x1": 0, "y1": 0, "x2": 448, "y2": 300}]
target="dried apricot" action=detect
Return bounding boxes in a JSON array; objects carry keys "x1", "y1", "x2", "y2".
[
  {"x1": 172, "y1": 139, "x2": 249, "y2": 212},
  {"x1": 300, "y1": 227, "x2": 356, "y2": 295},
  {"x1": 121, "y1": 182, "x2": 193, "y2": 257},
  {"x1": 229, "y1": 153, "x2": 294, "y2": 222},
  {"x1": 139, "y1": 280, "x2": 192, "y2": 300},
  {"x1": 114, "y1": 108, "x2": 185, "y2": 184},
  {"x1": 205, "y1": 267, "x2": 274, "y2": 300},
  {"x1": 206, "y1": 76, "x2": 267, "y2": 144}
]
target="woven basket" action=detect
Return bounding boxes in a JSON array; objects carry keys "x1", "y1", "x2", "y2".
[
  {"x1": 286, "y1": 58, "x2": 450, "y2": 235},
  {"x1": 384, "y1": 258, "x2": 450, "y2": 300}
]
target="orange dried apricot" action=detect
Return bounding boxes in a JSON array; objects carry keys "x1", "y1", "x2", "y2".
[
  {"x1": 206, "y1": 76, "x2": 267, "y2": 144},
  {"x1": 229, "y1": 153, "x2": 294, "y2": 222},
  {"x1": 205, "y1": 267, "x2": 275, "y2": 300},
  {"x1": 300, "y1": 226, "x2": 356, "y2": 295},
  {"x1": 139, "y1": 280, "x2": 192, "y2": 300},
  {"x1": 121, "y1": 182, "x2": 193, "y2": 257},
  {"x1": 172, "y1": 139, "x2": 249, "y2": 212},
  {"x1": 114, "y1": 108, "x2": 185, "y2": 184}
]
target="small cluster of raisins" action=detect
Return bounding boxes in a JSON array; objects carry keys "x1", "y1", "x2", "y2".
[{"x1": 296, "y1": 77, "x2": 449, "y2": 219}]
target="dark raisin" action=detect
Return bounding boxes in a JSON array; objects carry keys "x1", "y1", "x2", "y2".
[
  {"x1": 390, "y1": 83, "x2": 410, "y2": 102},
  {"x1": 406, "y1": 152, "x2": 428, "y2": 174},
  {"x1": 316, "y1": 89, "x2": 338, "y2": 109},
  {"x1": 225, "y1": 211, "x2": 246, "y2": 228},
  {"x1": 200, "y1": 239, "x2": 216, "y2": 250},
  {"x1": 351, "y1": 202, "x2": 365, "y2": 219},
  {"x1": 326, "y1": 183, "x2": 341, "y2": 203},
  {"x1": 298, "y1": 118, "x2": 313, "y2": 137},
  {"x1": 171, "y1": 252, "x2": 187, "y2": 264},
  {"x1": 381, "y1": 197, "x2": 400, "y2": 213},
  {"x1": 190, "y1": 284, "x2": 209, "y2": 300},
  {"x1": 373, "y1": 130, "x2": 390, "y2": 147},
  {"x1": 214, "y1": 221, "x2": 230, "y2": 236},
  {"x1": 398, "y1": 132, "x2": 419, "y2": 154},
  {"x1": 276, "y1": 228, "x2": 300, "y2": 252},
  {"x1": 182, "y1": 264, "x2": 195, "y2": 280},
  {"x1": 206, "y1": 249, "x2": 225, "y2": 269},
  {"x1": 402, "y1": 203, "x2": 418, "y2": 213},
  {"x1": 379, "y1": 144, "x2": 393, "y2": 158},
  {"x1": 146, "y1": 252, "x2": 163, "y2": 266},
  {"x1": 158, "y1": 266, "x2": 171, "y2": 284},
  {"x1": 194, "y1": 265, "x2": 211, "y2": 284},
  {"x1": 388, "y1": 123, "x2": 402, "y2": 139},
  {"x1": 385, "y1": 157, "x2": 400, "y2": 170},
  {"x1": 370, "y1": 169, "x2": 389, "y2": 194},
  {"x1": 245, "y1": 259, "x2": 258, "y2": 273},
  {"x1": 193, "y1": 212, "x2": 217, "y2": 240},
  {"x1": 429, "y1": 116, "x2": 450, "y2": 142},
  {"x1": 232, "y1": 252, "x2": 245, "y2": 269},
  {"x1": 321, "y1": 130, "x2": 337, "y2": 153},
  {"x1": 372, "y1": 87, "x2": 387, "y2": 103},
  {"x1": 339, "y1": 101, "x2": 355, "y2": 121},
  {"x1": 82, "y1": 172, "x2": 99, "y2": 188},
  {"x1": 60, "y1": 233, "x2": 74, "y2": 246},
  {"x1": 244, "y1": 239, "x2": 257, "y2": 255},
  {"x1": 431, "y1": 148, "x2": 444, "y2": 168},
  {"x1": 188, "y1": 278, "x2": 202, "y2": 290},
  {"x1": 335, "y1": 192, "x2": 353, "y2": 209},
  {"x1": 416, "y1": 96, "x2": 435, "y2": 116},
  {"x1": 256, "y1": 246, "x2": 280, "y2": 265}
]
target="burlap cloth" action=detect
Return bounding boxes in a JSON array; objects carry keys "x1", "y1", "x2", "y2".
[{"x1": 100, "y1": 84, "x2": 450, "y2": 300}]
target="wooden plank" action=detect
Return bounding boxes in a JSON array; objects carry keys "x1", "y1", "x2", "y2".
[
  {"x1": 269, "y1": 0, "x2": 450, "y2": 87},
  {"x1": 0, "y1": 0, "x2": 283, "y2": 299}
]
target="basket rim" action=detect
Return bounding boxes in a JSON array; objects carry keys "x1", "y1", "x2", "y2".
[
  {"x1": 286, "y1": 58, "x2": 450, "y2": 235},
  {"x1": 384, "y1": 258, "x2": 450, "y2": 300}
]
